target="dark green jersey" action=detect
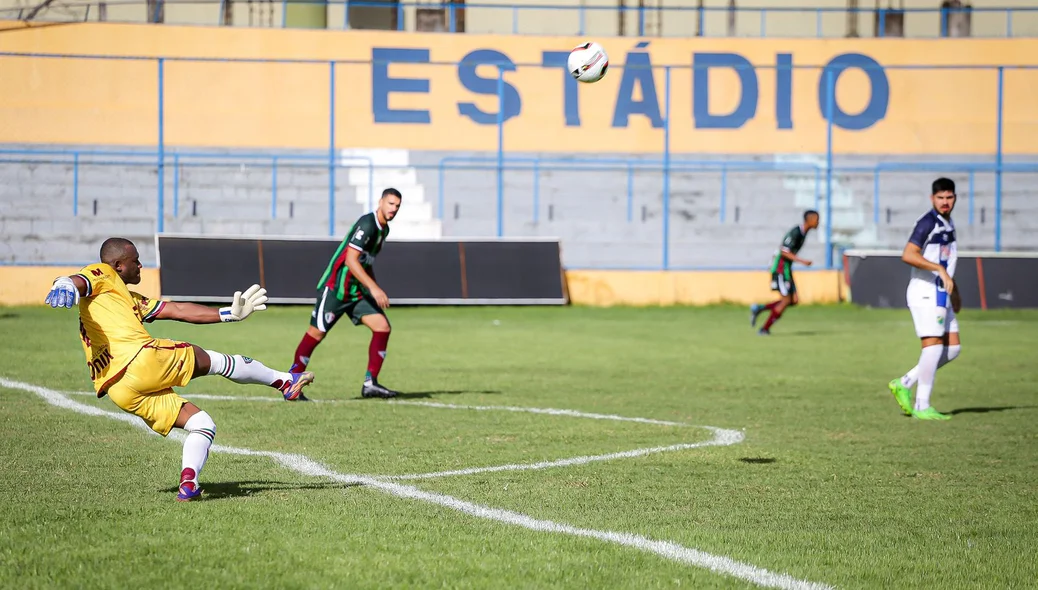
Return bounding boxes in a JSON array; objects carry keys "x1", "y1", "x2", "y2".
[
  {"x1": 770, "y1": 225, "x2": 806, "y2": 273},
  {"x1": 317, "y1": 212, "x2": 390, "y2": 301}
]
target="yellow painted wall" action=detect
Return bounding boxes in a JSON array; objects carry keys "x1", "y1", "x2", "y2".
[
  {"x1": 3, "y1": 0, "x2": 1035, "y2": 37},
  {"x1": 0, "y1": 23, "x2": 1035, "y2": 155},
  {"x1": 0, "y1": 266, "x2": 840, "y2": 307},
  {"x1": 0, "y1": 267, "x2": 162, "y2": 306},
  {"x1": 565, "y1": 270, "x2": 843, "y2": 306}
]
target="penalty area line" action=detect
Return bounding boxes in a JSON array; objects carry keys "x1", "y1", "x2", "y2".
[
  {"x1": 0, "y1": 376, "x2": 833, "y2": 590},
  {"x1": 64, "y1": 387, "x2": 746, "y2": 483}
]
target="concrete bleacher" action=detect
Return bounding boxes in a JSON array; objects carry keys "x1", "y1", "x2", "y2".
[
  {"x1": 1, "y1": 145, "x2": 1035, "y2": 269},
  {"x1": 7, "y1": 0, "x2": 1037, "y2": 38}
]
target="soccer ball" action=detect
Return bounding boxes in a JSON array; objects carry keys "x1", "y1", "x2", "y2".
[{"x1": 567, "y1": 42, "x2": 609, "y2": 84}]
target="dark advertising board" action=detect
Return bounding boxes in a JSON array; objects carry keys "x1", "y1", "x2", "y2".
[
  {"x1": 157, "y1": 234, "x2": 567, "y2": 305},
  {"x1": 844, "y1": 250, "x2": 1038, "y2": 309}
]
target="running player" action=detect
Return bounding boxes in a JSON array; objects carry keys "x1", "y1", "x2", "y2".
[
  {"x1": 750, "y1": 210, "x2": 820, "y2": 335},
  {"x1": 44, "y1": 237, "x2": 315, "y2": 502},
  {"x1": 289, "y1": 188, "x2": 401, "y2": 399},
  {"x1": 887, "y1": 178, "x2": 960, "y2": 421}
]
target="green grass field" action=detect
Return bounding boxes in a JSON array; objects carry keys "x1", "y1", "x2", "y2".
[{"x1": 1, "y1": 304, "x2": 1036, "y2": 589}]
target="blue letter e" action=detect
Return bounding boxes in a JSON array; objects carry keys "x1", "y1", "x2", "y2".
[
  {"x1": 693, "y1": 53, "x2": 758, "y2": 129},
  {"x1": 372, "y1": 47, "x2": 431, "y2": 124}
]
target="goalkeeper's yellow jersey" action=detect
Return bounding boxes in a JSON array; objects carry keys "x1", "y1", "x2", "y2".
[{"x1": 73, "y1": 263, "x2": 166, "y2": 396}]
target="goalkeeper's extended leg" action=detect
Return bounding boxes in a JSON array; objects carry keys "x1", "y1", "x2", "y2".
[
  {"x1": 194, "y1": 346, "x2": 314, "y2": 401},
  {"x1": 173, "y1": 402, "x2": 216, "y2": 502}
]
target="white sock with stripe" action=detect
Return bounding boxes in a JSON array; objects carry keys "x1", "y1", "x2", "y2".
[
  {"x1": 900, "y1": 344, "x2": 960, "y2": 389},
  {"x1": 913, "y1": 345, "x2": 945, "y2": 411},
  {"x1": 205, "y1": 350, "x2": 293, "y2": 390},
  {"x1": 182, "y1": 411, "x2": 216, "y2": 480}
]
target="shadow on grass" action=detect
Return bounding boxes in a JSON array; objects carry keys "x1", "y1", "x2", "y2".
[
  {"x1": 738, "y1": 457, "x2": 778, "y2": 464},
  {"x1": 947, "y1": 405, "x2": 1038, "y2": 416},
  {"x1": 354, "y1": 389, "x2": 504, "y2": 400},
  {"x1": 161, "y1": 480, "x2": 361, "y2": 500}
]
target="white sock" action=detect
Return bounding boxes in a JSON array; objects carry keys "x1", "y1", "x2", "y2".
[
  {"x1": 900, "y1": 344, "x2": 961, "y2": 388},
  {"x1": 182, "y1": 411, "x2": 216, "y2": 480},
  {"x1": 205, "y1": 350, "x2": 292, "y2": 390},
  {"x1": 913, "y1": 345, "x2": 945, "y2": 411}
]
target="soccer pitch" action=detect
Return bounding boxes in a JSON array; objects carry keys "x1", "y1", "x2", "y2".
[{"x1": 2, "y1": 304, "x2": 1036, "y2": 589}]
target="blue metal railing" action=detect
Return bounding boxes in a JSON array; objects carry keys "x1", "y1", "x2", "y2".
[
  {"x1": 1, "y1": 51, "x2": 1035, "y2": 269},
  {"x1": 4, "y1": 2, "x2": 1038, "y2": 39},
  {"x1": 6, "y1": 146, "x2": 1037, "y2": 269}
]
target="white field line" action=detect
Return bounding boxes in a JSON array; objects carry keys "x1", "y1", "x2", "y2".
[
  {"x1": 1, "y1": 377, "x2": 832, "y2": 590},
  {"x1": 385, "y1": 430, "x2": 741, "y2": 481},
  {"x1": 64, "y1": 390, "x2": 352, "y2": 404},
  {"x1": 389, "y1": 399, "x2": 691, "y2": 427},
  {"x1": 65, "y1": 390, "x2": 745, "y2": 481}
]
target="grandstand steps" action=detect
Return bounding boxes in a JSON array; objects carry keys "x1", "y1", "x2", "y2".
[{"x1": 3, "y1": 145, "x2": 1034, "y2": 267}]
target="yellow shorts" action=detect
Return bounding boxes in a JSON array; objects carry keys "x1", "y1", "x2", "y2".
[{"x1": 106, "y1": 339, "x2": 197, "y2": 436}]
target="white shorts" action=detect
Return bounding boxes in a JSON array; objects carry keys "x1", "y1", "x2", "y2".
[{"x1": 909, "y1": 304, "x2": 959, "y2": 338}]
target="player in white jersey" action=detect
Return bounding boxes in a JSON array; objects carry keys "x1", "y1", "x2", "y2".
[{"x1": 887, "y1": 178, "x2": 961, "y2": 420}]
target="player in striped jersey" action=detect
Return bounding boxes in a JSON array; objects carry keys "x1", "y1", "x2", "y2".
[
  {"x1": 887, "y1": 178, "x2": 961, "y2": 420},
  {"x1": 750, "y1": 210, "x2": 819, "y2": 335},
  {"x1": 289, "y1": 188, "x2": 402, "y2": 399}
]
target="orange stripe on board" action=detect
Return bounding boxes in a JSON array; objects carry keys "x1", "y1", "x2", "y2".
[
  {"x1": 458, "y1": 242, "x2": 469, "y2": 299},
  {"x1": 975, "y1": 258, "x2": 988, "y2": 310}
]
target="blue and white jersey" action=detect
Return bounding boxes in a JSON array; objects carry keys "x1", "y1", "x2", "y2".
[{"x1": 906, "y1": 208, "x2": 957, "y2": 308}]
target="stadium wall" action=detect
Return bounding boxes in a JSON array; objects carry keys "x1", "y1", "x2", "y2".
[
  {"x1": 1, "y1": 23, "x2": 1037, "y2": 155},
  {"x1": 0, "y1": 267, "x2": 842, "y2": 307}
]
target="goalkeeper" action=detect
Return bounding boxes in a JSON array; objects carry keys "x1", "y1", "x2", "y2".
[{"x1": 44, "y1": 237, "x2": 315, "y2": 502}]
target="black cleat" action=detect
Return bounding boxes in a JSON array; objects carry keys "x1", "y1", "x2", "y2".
[{"x1": 361, "y1": 381, "x2": 398, "y2": 399}]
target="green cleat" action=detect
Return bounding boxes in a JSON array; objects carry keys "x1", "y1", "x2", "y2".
[
  {"x1": 888, "y1": 379, "x2": 913, "y2": 416},
  {"x1": 912, "y1": 407, "x2": 952, "y2": 421}
]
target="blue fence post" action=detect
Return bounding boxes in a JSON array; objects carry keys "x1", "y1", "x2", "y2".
[
  {"x1": 578, "y1": 4, "x2": 586, "y2": 35},
  {"x1": 282, "y1": 0, "x2": 288, "y2": 27},
  {"x1": 873, "y1": 170, "x2": 880, "y2": 226},
  {"x1": 760, "y1": 9, "x2": 766, "y2": 37},
  {"x1": 638, "y1": 3, "x2": 645, "y2": 36},
  {"x1": 995, "y1": 66, "x2": 1004, "y2": 251},
  {"x1": 662, "y1": 66, "x2": 671, "y2": 270},
  {"x1": 532, "y1": 158, "x2": 540, "y2": 224},
  {"x1": 73, "y1": 152, "x2": 79, "y2": 217},
  {"x1": 1007, "y1": 9, "x2": 1013, "y2": 37},
  {"x1": 173, "y1": 154, "x2": 179, "y2": 218},
  {"x1": 824, "y1": 68, "x2": 835, "y2": 269},
  {"x1": 878, "y1": 8, "x2": 886, "y2": 37},
  {"x1": 511, "y1": 5, "x2": 517, "y2": 34},
  {"x1": 397, "y1": 3, "x2": 404, "y2": 30},
  {"x1": 328, "y1": 61, "x2": 337, "y2": 237},
  {"x1": 438, "y1": 162, "x2": 445, "y2": 220},
  {"x1": 271, "y1": 156, "x2": 278, "y2": 219},
  {"x1": 813, "y1": 166, "x2": 821, "y2": 211},
  {"x1": 343, "y1": 0, "x2": 350, "y2": 28},
  {"x1": 368, "y1": 162, "x2": 374, "y2": 212},
  {"x1": 963, "y1": 171, "x2": 971, "y2": 227},
  {"x1": 719, "y1": 164, "x2": 727, "y2": 223},
  {"x1": 496, "y1": 67, "x2": 505, "y2": 238},
  {"x1": 816, "y1": 9, "x2": 822, "y2": 38},
  {"x1": 450, "y1": 1, "x2": 457, "y2": 33},
  {"x1": 626, "y1": 162, "x2": 633, "y2": 222},
  {"x1": 157, "y1": 57, "x2": 165, "y2": 234}
]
